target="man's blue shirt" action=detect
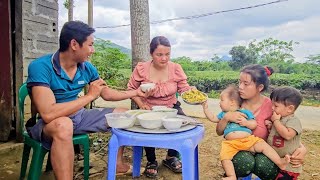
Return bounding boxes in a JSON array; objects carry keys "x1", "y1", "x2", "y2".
[
  {"x1": 217, "y1": 109, "x2": 255, "y2": 137},
  {"x1": 26, "y1": 51, "x2": 99, "y2": 103}
]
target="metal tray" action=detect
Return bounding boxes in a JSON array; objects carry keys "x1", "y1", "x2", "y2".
[{"x1": 123, "y1": 115, "x2": 199, "y2": 134}]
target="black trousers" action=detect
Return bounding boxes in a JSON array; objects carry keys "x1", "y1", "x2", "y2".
[{"x1": 144, "y1": 101, "x2": 185, "y2": 162}]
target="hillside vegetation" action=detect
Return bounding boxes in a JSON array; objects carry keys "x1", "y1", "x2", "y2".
[{"x1": 91, "y1": 38, "x2": 320, "y2": 104}]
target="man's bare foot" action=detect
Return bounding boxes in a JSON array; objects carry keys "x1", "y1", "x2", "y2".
[
  {"x1": 116, "y1": 162, "x2": 130, "y2": 174},
  {"x1": 222, "y1": 175, "x2": 237, "y2": 180},
  {"x1": 279, "y1": 154, "x2": 291, "y2": 170}
]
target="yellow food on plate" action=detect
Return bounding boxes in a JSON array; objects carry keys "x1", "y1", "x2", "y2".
[{"x1": 182, "y1": 89, "x2": 207, "y2": 104}]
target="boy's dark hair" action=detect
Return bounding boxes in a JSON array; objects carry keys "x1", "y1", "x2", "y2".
[
  {"x1": 270, "y1": 87, "x2": 303, "y2": 110},
  {"x1": 150, "y1": 36, "x2": 171, "y2": 54},
  {"x1": 59, "y1": 21, "x2": 95, "y2": 52},
  {"x1": 241, "y1": 64, "x2": 274, "y2": 92},
  {"x1": 223, "y1": 85, "x2": 243, "y2": 106}
]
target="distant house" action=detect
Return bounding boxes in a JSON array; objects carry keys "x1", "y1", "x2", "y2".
[{"x1": 0, "y1": 0, "x2": 58, "y2": 141}]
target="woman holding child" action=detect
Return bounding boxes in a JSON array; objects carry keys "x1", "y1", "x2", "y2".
[
  {"x1": 127, "y1": 36, "x2": 192, "y2": 178},
  {"x1": 215, "y1": 64, "x2": 307, "y2": 179}
]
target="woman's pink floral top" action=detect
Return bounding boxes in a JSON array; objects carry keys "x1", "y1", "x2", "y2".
[{"x1": 127, "y1": 60, "x2": 191, "y2": 108}]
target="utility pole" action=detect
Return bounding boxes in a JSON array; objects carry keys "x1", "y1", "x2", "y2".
[
  {"x1": 129, "y1": 0, "x2": 150, "y2": 109},
  {"x1": 86, "y1": 0, "x2": 93, "y2": 109},
  {"x1": 88, "y1": 0, "x2": 93, "y2": 27}
]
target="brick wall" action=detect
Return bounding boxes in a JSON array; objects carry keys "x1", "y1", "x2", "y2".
[{"x1": 22, "y1": 0, "x2": 59, "y2": 81}]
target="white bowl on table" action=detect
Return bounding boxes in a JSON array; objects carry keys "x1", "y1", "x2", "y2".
[
  {"x1": 162, "y1": 117, "x2": 183, "y2": 131},
  {"x1": 137, "y1": 112, "x2": 166, "y2": 129},
  {"x1": 152, "y1": 108, "x2": 178, "y2": 118},
  {"x1": 151, "y1": 106, "x2": 167, "y2": 110},
  {"x1": 105, "y1": 113, "x2": 135, "y2": 129},
  {"x1": 140, "y1": 83, "x2": 155, "y2": 92},
  {"x1": 125, "y1": 109, "x2": 151, "y2": 125}
]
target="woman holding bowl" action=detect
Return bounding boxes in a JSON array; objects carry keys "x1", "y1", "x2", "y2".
[{"x1": 127, "y1": 36, "x2": 192, "y2": 178}]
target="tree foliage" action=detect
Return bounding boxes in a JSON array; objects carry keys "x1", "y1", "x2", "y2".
[
  {"x1": 91, "y1": 39, "x2": 131, "y2": 88},
  {"x1": 248, "y1": 38, "x2": 298, "y2": 64},
  {"x1": 306, "y1": 54, "x2": 320, "y2": 64},
  {"x1": 228, "y1": 46, "x2": 257, "y2": 70}
]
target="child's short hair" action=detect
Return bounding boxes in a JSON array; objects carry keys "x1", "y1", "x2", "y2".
[
  {"x1": 270, "y1": 87, "x2": 303, "y2": 110},
  {"x1": 223, "y1": 85, "x2": 243, "y2": 106}
]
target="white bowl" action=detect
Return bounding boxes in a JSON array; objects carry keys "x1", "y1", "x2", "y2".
[
  {"x1": 125, "y1": 109, "x2": 151, "y2": 125},
  {"x1": 140, "y1": 83, "x2": 155, "y2": 92},
  {"x1": 152, "y1": 108, "x2": 178, "y2": 118},
  {"x1": 162, "y1": 117, "x2": 183, "y2": 131},
  {"x1": 105, "y1": 113, "x2": 135, "y2": 128},
  {"x1": 151, "y1": 106, "x2": 167, "y2": 110},
  {"x1": 137, "y1": 112, "x2": 166, "y2": 129}
]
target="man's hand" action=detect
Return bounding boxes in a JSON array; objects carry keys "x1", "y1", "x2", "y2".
[
  {"x1": 271, "y1": 111, "x2": 281, "y2": 122},
  {"x1": 139, "y1": 103, "x2": 151, "y2": 110},
  {"x1": 88, "y1": 78, "x2": 107, "y2": 100}
]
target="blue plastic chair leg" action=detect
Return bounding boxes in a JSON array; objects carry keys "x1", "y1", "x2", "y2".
[
  {"x1": 194, "y1": 146, "x2": 199, "y2": 179},
  {"x1": 133, "y1": 146, "x2": 143, "y2": 177},
  {"x1": 181, "y1": 146, "x2": 196, "y2": 180},
  {"x1": 107, "y1": 135, "x2": 119, "y2": 180}
]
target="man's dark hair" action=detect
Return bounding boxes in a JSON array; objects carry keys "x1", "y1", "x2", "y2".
[
  {"x1": 59, "y1": 21, "x2": 95, "y2": 52},
  {"x1": 270, "y1": 86, "x2": 303, "y2": 110}
]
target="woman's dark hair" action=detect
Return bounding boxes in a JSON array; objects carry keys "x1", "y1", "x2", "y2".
[
  {"x1": 270, "y1": 87, "x2": 302, "y2": 110},
  {"x1": 240, "y1": 64, "x2": 274, "y2": 92},
  {"x1": 59, "y1": 21, "x2": 95, "y2": 52},
  {"x1": 223, "y1": 85, "x2": 243, "y2": 106},
  {"x1": 150, "y1": 36, "x2": 171, "y2": 54}
]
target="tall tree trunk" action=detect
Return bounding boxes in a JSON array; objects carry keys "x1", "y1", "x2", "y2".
[
  {"x1": 130, "y1": 0, "x2": 150, "y2": 109},
  {"x1": 68, "y1": 0, "x2": 73, "y2": 21}
]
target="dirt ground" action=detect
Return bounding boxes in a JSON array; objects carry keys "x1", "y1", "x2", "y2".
[
  {"x1": 0, "y1": 98, "x2": 319, "y2": 180},
  {"x1": 80, "y1": 123, "x2": 320, "y2": 180},
  {"x1": 79, "y1": 98, "x2": 320, "y2": 179}
]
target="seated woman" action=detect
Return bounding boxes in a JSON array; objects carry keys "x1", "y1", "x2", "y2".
[
  {"x1": 216, "y1": 64, "x2": 307, "y2": 179},
  {"x1": 127, "y1": 36, "x2": 192, "y2": 178}
]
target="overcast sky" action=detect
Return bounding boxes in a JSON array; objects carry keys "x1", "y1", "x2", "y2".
[{"x1": 58, "y1": 0, "x2": 320, "y2": 62}]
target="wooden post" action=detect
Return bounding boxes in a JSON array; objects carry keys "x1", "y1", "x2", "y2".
[
  {"x1": 85, "y1": 0, "x2": 93, "y2": 109},
  {"x1": 0, "y1": 0, "x2": 13, "y2": 141}
]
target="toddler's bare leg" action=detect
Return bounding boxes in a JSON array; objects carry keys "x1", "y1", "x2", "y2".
[
  {"x1": 221, "y1": 160, "x2": 237, "y2": 180},
  {"x1": 250, "y1": 141, "x2": 290, "y2": 170}
]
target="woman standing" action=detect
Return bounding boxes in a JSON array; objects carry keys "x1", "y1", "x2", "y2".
[
  {"x1": 127, "y1": 36, "x2": 192, "y2": 178},
  {"x1": 216, "y1": 64, "x2": 307, "y2": 179}
]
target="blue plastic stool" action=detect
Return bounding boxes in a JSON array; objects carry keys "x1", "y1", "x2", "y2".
[
  {"x1": 107, "y1": 126, "x2": 204, "y2": 180},
  {"x1": 239, "y1": 173, "x2": 261, "y2": 180}
]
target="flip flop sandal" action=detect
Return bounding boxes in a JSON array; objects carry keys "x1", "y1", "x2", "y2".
[
  {"x1": 144, "y1": 161, "x2": 158, "y2": 178},
  {"x1": 162, "y1": 157, "x2": 182, "y2": 173}
]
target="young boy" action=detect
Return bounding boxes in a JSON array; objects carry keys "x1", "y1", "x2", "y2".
[
  {"x1": 268, "y1": 87, "x2": 303, "y2": 180},
  {"x1": 202, "y1": 85, "x2": 290, "y2": 180}
]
